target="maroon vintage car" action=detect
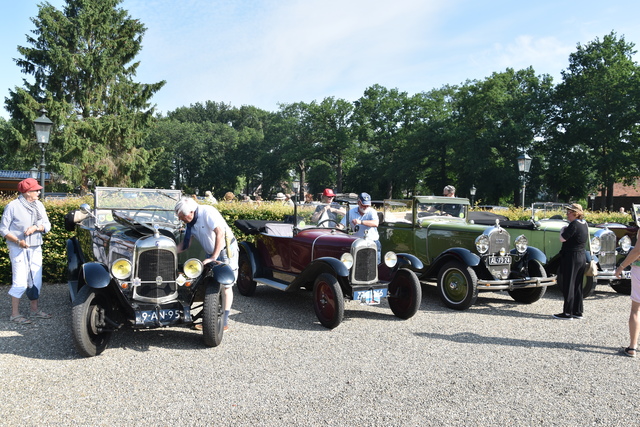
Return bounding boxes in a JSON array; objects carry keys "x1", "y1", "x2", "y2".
[{"x1": 235, "y1": 200, "x2": 423, "y2": 328}]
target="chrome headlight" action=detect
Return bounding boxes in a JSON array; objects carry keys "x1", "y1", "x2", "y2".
[
  {"x1": 475, "y1": 235, "x2": 489, "y2": 254},
  {"x1": 340, "y1": 253, "x2": 354, "y2": 270},
  {"x1": 590, "y1": 236, "x2": 601, "y2": 253},
  {"x1": 620, "y1": 235, "x2": 632, "y2": 253},
  {"x1": 111, "y1": 259, "x2": 132, "y2": 280},
  {"x1": 384, "y1": 251, "x2": 398, "y2": 268},
  {"x1": 183, "y1": 258, "x2": 204, "y2": 279},
  {"x1": 514, "y1": 234, "x2": 528, "y2": 254}
]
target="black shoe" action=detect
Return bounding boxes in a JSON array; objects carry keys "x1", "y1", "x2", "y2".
[
  {"x1": 573, "y1": 313, "x2": 584, "y2": 319},
  {"x1": 553, "y1": 313, "x2": 573, "y2": 320}
]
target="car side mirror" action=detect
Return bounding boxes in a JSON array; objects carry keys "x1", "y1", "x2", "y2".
[{"x1": 80, "y1": 203, "x2": 92, "y2": 215}]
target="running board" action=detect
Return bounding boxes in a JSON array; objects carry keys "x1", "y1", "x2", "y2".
[{"x1": 255, "y1": 277, "x2": 290, "y2": 291}]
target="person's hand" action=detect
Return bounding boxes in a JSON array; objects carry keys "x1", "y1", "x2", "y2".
[
  {"x1": 25, "y1": 225, "x2": 40, "y2": 236},
  {"x1": 18, "y1": 239, "x2": 29, "y2": 249},
  {"x1": 203, "y1": 258, "x2": 220, "y2": 265},
  {"x1": 615, "y1": 266, "x2": 624, "y2": 279}
]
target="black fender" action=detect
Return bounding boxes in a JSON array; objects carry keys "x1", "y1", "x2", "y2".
[
  {"x1": 191, "y1": 262, "x2": 235, "y2": 303},
  {"x1": 66, "y1": 237, "x2": 85, "y2": 299},
  {"x1": 510, "y1": 246, "x2": 547, "y2": 265},
  {"x1": 431, "y1": 248, "x2": 481, "y2": 272},
  {"x1": 211, "y1": 263, "x2": 236, "y2": 286},
  {"x1": 79, "y1": 262, "x2": 111, "y2": 289},
  {"x1": 395, "y1": 253, "x2": 424, "y2": 271}
]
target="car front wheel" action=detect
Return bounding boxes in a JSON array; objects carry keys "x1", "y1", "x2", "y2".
[
  {"x1": 313, "y1": 273, "x2": 344, "y2": 329},
  {"x1": 611, "y1": 280, "x2": 631, "y2": 295},
  {"x1": 387, "y1": 268, "x2": 422, "y2": 319},
  {"x1": 202, "y1": 285, "x2": 225, "y2": 347},
  {"x1": 437, "y1": 261, "x2": 478, "y2": 310},
  {"x1": 509, "y1": 260, "x2": 548, "y2": 303},
  {"x1": 71, "y1": 286, "x2": 113, "y2": 357}
]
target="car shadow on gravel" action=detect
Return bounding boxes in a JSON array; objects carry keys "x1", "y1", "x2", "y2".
[
  {"x1": 230, "y1": 285, "x2": 425, "y2": 330},
  {"x1": 414, "y1": 330, "x2": 615, "y2": 355}
]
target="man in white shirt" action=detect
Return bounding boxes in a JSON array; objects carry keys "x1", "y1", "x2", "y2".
[{"x1": 175, "y1": 197, "x2": 238, "y2": 331}]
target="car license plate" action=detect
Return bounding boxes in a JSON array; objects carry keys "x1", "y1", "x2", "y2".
[
  {"x1": 353, "y1": 288, "x2": 387, "y2": 305},
  {"x1": 136, "y1": 308, "x2": 181, "y2": 325},
  {"x1": 488, "y1": 256, "x2": 511, "y2": 265}
]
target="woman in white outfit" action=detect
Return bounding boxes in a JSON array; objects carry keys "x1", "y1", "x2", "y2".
[{"x1": 0, "y1": 178, "x2": 52, "y2": 324}]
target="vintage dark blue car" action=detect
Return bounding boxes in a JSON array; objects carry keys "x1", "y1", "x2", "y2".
[{"x1": 65, "y1": 187, "x2": 230, "y2": 357}]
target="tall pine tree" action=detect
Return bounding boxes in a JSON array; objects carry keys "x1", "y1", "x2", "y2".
[{"x1": 4, "y1": 0, "x2": 165, "y2": 189}]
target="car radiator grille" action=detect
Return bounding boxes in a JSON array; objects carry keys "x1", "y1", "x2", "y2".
[
  {"x1": 598, "y1": 232, "x2": 618, "y2": 269},
  {"x1": 353, "y1": 247, "x2": 377, "y2": 282},
  {"x1": 136, "y1": 249, "x2": 177, "y2": 300}
]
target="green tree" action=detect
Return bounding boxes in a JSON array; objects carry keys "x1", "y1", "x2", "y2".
[
  {"x1": 552, "y1": 32, "x2": 640, "y2": 210},
  {"x1": 4, "y1": 0, "x2": 165, "y2": 190},
  {"x1": 307, "y1": 97, "x2": 355, "y2": 193},
  {"x1": 351, "y1": 84, "x2": 416, "y2": 199},
  {"x1": 451, "y1": 68, "x2": 553, "y2": 205}
]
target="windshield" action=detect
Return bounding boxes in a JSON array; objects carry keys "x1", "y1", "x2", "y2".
[
  {"x1": 295, "y1": 201, "x2": 348, "y2": 229},
  {"x1": 416, "y1": 201, "x2": 465, "y2": 219},
  {"x1": 93, "y1": 187, "x2": 183, "y2": 226},
  {"x1": 530, "y1": 203, "x2": 569, "y2": 221}
]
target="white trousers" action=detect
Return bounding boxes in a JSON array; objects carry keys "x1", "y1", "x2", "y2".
[{"x1": 7, "y1": 244, "x2": 42, "y2": 299}]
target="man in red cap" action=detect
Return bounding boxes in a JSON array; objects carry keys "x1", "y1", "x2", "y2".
[
  {"x1": 0, "y1": 178, "x2": 52, "y2": 324},
  {"x1": 311, "y1": 188, "x2": 342, "y2": 227}
]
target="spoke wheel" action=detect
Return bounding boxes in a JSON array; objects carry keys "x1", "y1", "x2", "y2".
[
  {"x1": 237, "y1": 253, "x2": 257, "y2": 296},
  {"x1": 313, "y1": 273, "x2": 344, "y2": 329},
  {"x1": 202, "y1": 285, "x2": 225, "y2": 347},
  {"x1": 388, "y1": 268, "x2": 422, "y2": 319},
  {"x1": 72, "y1": 286, "x2": 113, "y2": 357},
  {"x1": 437, "y1": 261, "x2": 478, "y2": 310}
]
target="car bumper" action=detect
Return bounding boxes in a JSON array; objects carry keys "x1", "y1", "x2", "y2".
[
  {"x1": 595, "y1": 270, "x2": 631, "y2": 283},
  {"x1": 476, "y1": 275, "x2": 557, "y2": 291}
]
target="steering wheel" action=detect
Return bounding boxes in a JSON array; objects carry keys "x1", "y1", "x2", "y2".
[{"x1": 316, "y1": 219, "x2": 338, "y2": 228}]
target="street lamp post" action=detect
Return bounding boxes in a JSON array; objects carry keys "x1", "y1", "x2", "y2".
[
  {"x1": 517, "y1": 152, "x2": 532, "y2": 208},
  {"x1": 33, "y1": 108, "x2": 53, "y2": 192},
  {"x1": 469, "y1": 185, "x2": 476, "y2": 207},
  {"x1": 589, "y1": 193, "x2": 596, "y2": 211}
]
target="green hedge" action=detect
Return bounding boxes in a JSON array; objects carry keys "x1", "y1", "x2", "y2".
[
  {"x1": 0, "y1": 198, "x2": 290, "y2": 285},
  {"x1": 0, "y1": 198, "x2": 634, "y2": 285}
]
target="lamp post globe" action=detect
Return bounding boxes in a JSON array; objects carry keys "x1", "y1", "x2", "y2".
[
  {"x1": 469, "y1": 185, "x2": 476, "y2": 207},
  {"x1": 33, "y1": 108, "x2": 53, "y2": 193}
]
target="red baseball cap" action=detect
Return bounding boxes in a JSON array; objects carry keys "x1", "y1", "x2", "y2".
[
  {"x1": 322, "y1": 188, "x2": 335, "y2": 197},
  {"x1": 17, "y1": 178, "x2": 43, "y2": 193}
]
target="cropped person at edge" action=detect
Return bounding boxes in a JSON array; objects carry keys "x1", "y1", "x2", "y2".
[
  {"x1": 175, "y1": 197, "x2": 239, "y2": 331},
  {"x1": 615, "y1": 229, "x2": 640, "y2": 357}
]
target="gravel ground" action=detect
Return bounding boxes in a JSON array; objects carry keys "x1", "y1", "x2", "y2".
[{"x1": 0, "y1": 282, "x2": 637, "y2": 426}]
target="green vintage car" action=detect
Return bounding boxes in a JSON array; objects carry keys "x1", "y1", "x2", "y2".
[
  {"x1": 378, "y1": 196, "x2": 556, "y2": 310},
  {"x1": 469, "y1": 202, "x2": 633, "y2": 296}
]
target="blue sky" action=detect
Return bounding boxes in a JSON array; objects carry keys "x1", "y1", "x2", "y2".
[{"x1": 1, "y1": 0, "x2": 639, "y2": 120}]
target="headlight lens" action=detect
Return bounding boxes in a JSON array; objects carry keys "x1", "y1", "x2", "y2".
[
  {"x1": 183, "y1": 258, "x2": 204, "y2": 278},
  {"x1": 111, "y1": 259, "x2": 132, "y2": 280},
  {"x1": 384, "y1": 251, "x2": 398, "y2": 268},
  {"x1": 620, "y1": 235, "x2": 632, "y2": 253},
  {"x1": 475, "y1": 235, "x2": 489, "y2": 254},
  {"x1": 590, "y1": 236, "x2": 601, "y2": 253},
  {"x1": 340, "y1": 253, "x2": 353, "y2": 270},
  {"x1": 515, "y1": 234, "x2": 528, "y2": 254}
]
